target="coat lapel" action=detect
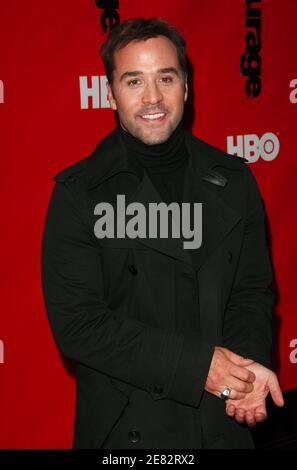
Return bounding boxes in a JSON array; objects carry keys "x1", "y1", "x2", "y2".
[
  {"x1": 181, "y1": 136, "x2": 244, "y2": 271},
  {"x1": 86, "y1": 127, "x2": 246, "y2": 271},
  {"x1": 124, "y1": 167, "x2": 194, "y2": 267}
]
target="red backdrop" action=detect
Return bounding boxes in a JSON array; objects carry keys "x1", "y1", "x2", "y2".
[{"x1": 0, "y1": 0, "x2": 296, "y2": 448}]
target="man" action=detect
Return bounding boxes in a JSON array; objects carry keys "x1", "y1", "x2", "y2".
[{"x1": 41, "y1": 17, "x2": 284, "y2": 449}]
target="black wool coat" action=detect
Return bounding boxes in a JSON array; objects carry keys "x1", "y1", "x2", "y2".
[{"x1": 41, "y1": 127, "x2": 274, "y2": 449}]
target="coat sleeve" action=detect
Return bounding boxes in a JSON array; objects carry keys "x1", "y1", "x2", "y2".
[
  {"x1": 222, "y1": 165, "x2": 274, "y2": 369},
  {"x1": 41, "y1": 179, "x2": 215, "y2": 408}
]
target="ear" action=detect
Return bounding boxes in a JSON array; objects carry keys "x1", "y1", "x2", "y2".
[
  {"x1": 107, "y1": 81, "x2": 117, "y2": 110},
  {"x1": 184, "y1": 77, "x2": 188, "y2": 102}
]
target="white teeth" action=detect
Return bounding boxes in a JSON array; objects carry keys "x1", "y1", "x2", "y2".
[{"x1": 141, "y1": 113, "x2": 165, "y2": 120}]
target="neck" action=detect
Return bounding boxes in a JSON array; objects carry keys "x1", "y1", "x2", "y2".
[{"x1": 119, "y1": 120, "x2": 187, "y2": 173}]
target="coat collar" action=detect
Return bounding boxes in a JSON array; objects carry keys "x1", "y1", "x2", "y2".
[
  {"x1": 85, "y1": 127, "x2": 247, "y2": 271},
  {"x1": 85, "y1": 127, "x2": 247, "y2": 191}
]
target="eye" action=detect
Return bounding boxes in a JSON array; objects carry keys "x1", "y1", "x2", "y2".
[
  {"x1": 160, "y1": 76, "x2": 174, "y2": 83},
  {"x1": 127, "y1": 79, "x2": 141, "y2": 87}
]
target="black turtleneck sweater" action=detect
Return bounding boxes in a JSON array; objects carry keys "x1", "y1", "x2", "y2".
[{"x1": 119, "y1": 120, "x2": 189, "y2": 206}]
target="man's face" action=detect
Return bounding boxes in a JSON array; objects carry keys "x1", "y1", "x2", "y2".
[{"x1": 107, "y1": 36, "x2": 188, "y2": 145}]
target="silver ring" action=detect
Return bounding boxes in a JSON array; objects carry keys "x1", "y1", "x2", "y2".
[{"x1": 220, "y1": 387, "x2": 232, "y2": 400}]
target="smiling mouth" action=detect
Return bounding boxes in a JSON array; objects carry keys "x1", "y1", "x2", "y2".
[{"x1": 139, "y1": 112, "x2": 166, "y2": 122}]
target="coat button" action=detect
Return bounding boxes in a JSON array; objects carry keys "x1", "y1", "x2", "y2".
[
  {"x1": 227, "y1": 251, "x2": 233, "y2": 263},
  {"x1": 128, "y1": 264, "x2": 138, "y2": 275},
  {"x1": 154, "y1": 385, "x2": 164, "y2": 395},
  {"x1": 128, "y1": 430, "x2": 140, "y2": 443}
]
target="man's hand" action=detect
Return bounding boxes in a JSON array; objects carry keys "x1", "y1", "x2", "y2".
[
  {"x1": 225, "y1": 362, "x2": 284, "y2": 426},
  {"x1": 205, "y1": 347, "x2": 256, "y2": 400}
]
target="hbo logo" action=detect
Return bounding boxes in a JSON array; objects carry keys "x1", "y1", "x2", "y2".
[{"x1": 227, "y1": 133, "x2": 280, "y2": 163}]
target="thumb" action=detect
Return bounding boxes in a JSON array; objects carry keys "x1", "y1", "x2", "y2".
[{"x1": 269, "y1": 376, "x2": 284, "y2": 407}]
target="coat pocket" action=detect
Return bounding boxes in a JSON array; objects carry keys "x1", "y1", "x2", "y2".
[
  {"x1": 99, "y1": 379, "x2": 136, "y2": 449},
  {"x1": 97, "y1": 380, "x2": 131, "y2": 449},
  {"x1": 73, "y1": 376, "x2": 130, "y2": 449}
]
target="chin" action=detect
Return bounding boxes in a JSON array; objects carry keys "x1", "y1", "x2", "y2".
[
  {"x1": 142, "y1": 135, "x2": 169, "y2": 145},
  {"x1": 138, "y1": 127, "x2": 173, "y2": 146}
]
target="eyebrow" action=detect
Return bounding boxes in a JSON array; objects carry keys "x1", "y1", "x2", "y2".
[{"x1": 119, "y1": 67, "x2": 180, "y2": 82}]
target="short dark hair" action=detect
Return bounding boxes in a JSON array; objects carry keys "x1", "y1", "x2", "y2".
[{"x1": 100, "y1": 17, "x2": 188, "y2": 88}]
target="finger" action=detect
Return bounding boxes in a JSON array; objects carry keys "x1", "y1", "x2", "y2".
[
  {"x1": 237, "y1": 357, "x2": 255, "y2": 365},
  {"x1": 218, "y1": 383, "x2": 248, "y2": 400},
  {"x1": 228, "y1": 390, "x2": 246, "y2": 400},
  {"x1": 226, "y1": 404, "x2": 236, "y2": 417},
  {"x1": 231, "y1": 365, "x2": 256, "y2": 384},
  {"x1": 224, "y1": 350, "x2": 254, "y2": 366},
  {"x1": 254, "y1": 412, "x2": 267, "y2": 422},
  {"x1": 254, "y1": 403, "x2": 267, "y2": 422},
  {"x1": 227, "y1": 376, "x2": 254, "y2": 394},
  {"x1": 245, "y1": 410, "x2": 256, "y2": 427},
  {"x1": 216, "y1": 389, "x2": 246, "y2": 400},
  {"x1": 269, "y1": 377, "x2": 284, "y2": 407},
  {"x1": 234, "y1": 408, "x2": 246, "y2": 423}
]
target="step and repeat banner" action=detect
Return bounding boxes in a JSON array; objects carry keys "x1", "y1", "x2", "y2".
[{"x1": 0, "y1": 0, "x2": 296, "y2": 448}]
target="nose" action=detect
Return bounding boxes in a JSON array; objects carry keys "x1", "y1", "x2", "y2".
[{"x1": 141, "y1": 80, "x2": 163, "y2": 106}]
